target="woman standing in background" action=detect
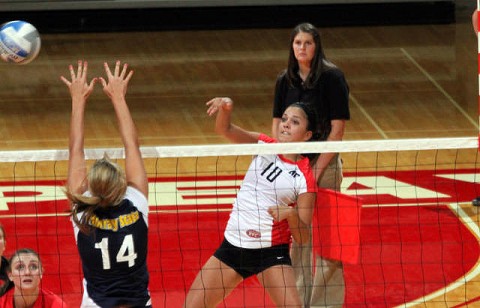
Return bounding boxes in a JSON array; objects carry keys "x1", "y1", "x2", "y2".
[{"x1": 272, "y1": 22, "x2": 350, "y2": 307}]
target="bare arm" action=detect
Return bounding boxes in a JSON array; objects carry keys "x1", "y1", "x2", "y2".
[
  {"x1": 99, "y1": 61, "x2": 148, "y2": 197},
  {"x1": 61, "y1": 60, "x2": 96, "y2": 195},
  {"x1": 206, "y1": 97, "x2": 260, "y2": 143},
  {"x1": 313, "y1": 119, "x2": 345, "y2": 181},
  {"x1": 268, "y1": 192, "x2": 315, "y2": 244}
]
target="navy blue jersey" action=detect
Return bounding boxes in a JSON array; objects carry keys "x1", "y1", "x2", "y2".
[{"x1": 73, "y1": 186, "x2": 151, "y2": 307}]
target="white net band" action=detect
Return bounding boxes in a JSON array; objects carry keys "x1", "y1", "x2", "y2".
[{"x1": 0, "y1": 137, "x2": 476, "y2": 162}]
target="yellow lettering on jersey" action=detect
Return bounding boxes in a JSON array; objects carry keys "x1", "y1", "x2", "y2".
[
  {"x1": 88, "y1": 215, "x2": 119, "y2": 232},
  {"x1": 119, "y1": 211, "x2": 140, "y2": 228}
]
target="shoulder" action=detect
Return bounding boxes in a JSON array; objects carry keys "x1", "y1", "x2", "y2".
[
  {"x1": 39, "y1": 288, "x2": 65, "y2": 307},
  {"x1": 296, "y1": 157, "x2": 317, "y2": 191},
  {"x1": 258, "y1": 134, "x2": 276, "y2": 144},
  {"x1": 125, "y1": 186, "x2": 149, "y2": 220},
  {"x1": 276, "y1": 69, "x2": 287, "y2": 81},
  {"x1": 276, "y1": 70, "x2": 293, "y2": 86},
  {"x1": 0, "y1": 288, "x2": 13, "y2": 307},
  {"x1": 126, "y1": 186, "x2": 148, "y2": 204},
  {"x1": 322, "y1": 66, "x2": 346, "y2": 81},
  {"x1": 319, "y1": 67, "x2": 349, "y2": 93}
]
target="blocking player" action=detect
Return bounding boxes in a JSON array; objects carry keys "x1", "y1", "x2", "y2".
[{"x1": 62, "y1": 60, "x2": 151, "y2": 307}]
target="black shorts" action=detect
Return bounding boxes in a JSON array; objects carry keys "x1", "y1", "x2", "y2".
[{"x1": 213, "y1": 238, "x2": 291, "y2": 279}]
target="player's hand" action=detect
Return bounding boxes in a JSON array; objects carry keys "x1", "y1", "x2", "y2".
[
  {"x1": 206, "y1": 97, "x2": 233, "y2": 116},
  {"x1": 60, "y1": 60, "x2": 96, "y2": 103},
  {"x1": 99, "y1": 60, "x2": 133, "y2": 101},
  {"x1": 268, "y1": 205, "x2": 294, "y2": 222}
]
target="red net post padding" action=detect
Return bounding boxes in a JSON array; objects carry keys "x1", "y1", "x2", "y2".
[{"x1": 312, "y1": 188, "x2": 362, "y2": 264}]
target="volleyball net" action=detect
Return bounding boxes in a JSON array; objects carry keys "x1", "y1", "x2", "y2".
[{"x1": 1, "y1": 137, "x2": 479, "y2": 307}]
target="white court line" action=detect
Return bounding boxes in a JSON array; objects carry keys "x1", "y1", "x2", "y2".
[
  {"x1": 349, "y1": 94, "x2": 389, "y2": 139},
  {"x1": 401, "y1": 48, "x2": 479, "y2": 129},
  {"x1": 362, "y1": 203, "x2": 444, "y2": 208},
  {"x1": 396, "y1": 202, "x2": 480, "y2": 308},
  {"x1": 0, "y1": 201, "x2": 475, "y2": 217}
]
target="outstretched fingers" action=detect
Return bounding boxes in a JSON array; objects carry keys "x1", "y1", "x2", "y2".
[
  {"x1": 114, "y1": 60, "x2": 120, "y2": 77},
  {"x1": 61, "y1": 60, "x2": 96, "y2": 101},
  {"x1": 101, "y1": 60, "x2": 133, "y2": 99},
  {"x1": 124, "y1": 68, "x2": 134, "y2": 84},
  {"x1": 98, "y1": 76, "x2": 107, "y2": 88},
  {"x1": 60, "y1": 75, "x2": 71, "y2": 87},
  {"x1": 104, "y1": 61, "x2": 113, "y2": 79},
  {"x1": 119, "y1": 61, "x2": 127, "y2": 78},
  {"x1": 81, "y1": 61, "x2": 88, "y2": 80},
  {"x1": 206, "y1": 97, "x2": 233, "y2": 116},
  {"x1": 86, "y1": 77, "x2": 97, "y2": 93},
  {"x1": 76, "y1": 60, "x2": 83, "y2": 79},
  {"x1": 70, "y1": 64, "x2": 76, "y2": 79}
]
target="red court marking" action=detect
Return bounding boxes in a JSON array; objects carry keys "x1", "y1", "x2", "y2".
[
  {"x1": 182, "y1": 194, "x2": 238, "y2": 199},
  {"x1": 0, "y1": 168, "x2": 479, "y2": 307},
  {"x1": 176, "y1": 185, "x2": 240, "y2": 190},
  {"x1": 451, "y1": 295, "x2": 480, "y2": 307},
  {"x1": 344, "y1": 204, "x2": 479, "y2": 307}
]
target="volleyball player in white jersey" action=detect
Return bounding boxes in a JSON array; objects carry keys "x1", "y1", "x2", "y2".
[
  {"x1": 62, "y1": 60, "x2": 151, "y2": 307},
  {"x1": 184, "y1": 97, "x2": 318, "y2": 308}
]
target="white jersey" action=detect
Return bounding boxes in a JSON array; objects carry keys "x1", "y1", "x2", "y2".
[{"x1": 224, "y1": 134, "x2": 316, "y2": 249}]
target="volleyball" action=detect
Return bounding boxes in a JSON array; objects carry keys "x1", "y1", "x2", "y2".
[{"x1": 0, "y1": 20, "x2": 41, "y2": 64}]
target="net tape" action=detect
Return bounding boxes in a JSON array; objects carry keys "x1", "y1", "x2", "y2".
[{"x1": 0, "y1": 137, "x2": 476, "y2": 162}]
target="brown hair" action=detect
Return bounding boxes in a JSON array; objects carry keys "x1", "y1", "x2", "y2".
[{"x1": 7, "y1": 248, "x2": 42, "y2": 272}]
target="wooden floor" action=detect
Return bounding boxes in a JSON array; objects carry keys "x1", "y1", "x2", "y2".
[
  {"x1": 0, "y1": 6, "x2": 477, "y2": 150},
  {"x1": 0, "y1": 2, "x2": 479, "y2": 307}
]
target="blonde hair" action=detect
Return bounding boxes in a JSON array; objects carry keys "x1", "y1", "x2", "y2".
[{"x1": 66, "y1": 155, "x2": 127, "y2": 234}]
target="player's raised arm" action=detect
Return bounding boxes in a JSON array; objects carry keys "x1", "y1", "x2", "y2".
[
  {"x1": 206, "y1": 97, "x2": 260, "y2": 144},
  {"x1": 99, "y1": 60, "x2": 148, "y2": 197},
  {"x1": 61, "y1": 60, "x2": 96, "y2": 195}
]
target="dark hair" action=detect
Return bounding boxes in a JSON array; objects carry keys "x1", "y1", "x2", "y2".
[
  {"x1": 0, "y1": 226, "x2": 12, "y2": 296},
  {"x1": 287, "y1": 102, "x2": 321, "y2": 161},
  {"x1": 286, "y1": 22, "x2": 336, "y2": 88},
  {"x1": 287, "y1": 102, "x2": 319, "y2": 139}
]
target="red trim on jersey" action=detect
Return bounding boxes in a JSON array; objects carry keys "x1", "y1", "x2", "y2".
[
  {"x1": 258, "y1": 134, "x2": 317, "y2": 193},
  {"x1": 0, "y1": 288, "x2": 65, "y2": 308},
  {"x1": 271, "y1": 218, "x2": 291, "y2": 246}
]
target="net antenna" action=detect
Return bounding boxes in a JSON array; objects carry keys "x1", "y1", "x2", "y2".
[
  {"x1": 474, "y1": 2, "x2": 480, "y2": 206},
  {"x1": 477, "y1": 1, "x2": 480, "y2": 148}
]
